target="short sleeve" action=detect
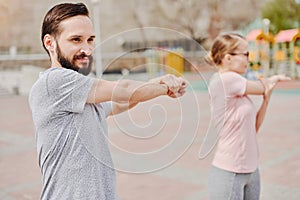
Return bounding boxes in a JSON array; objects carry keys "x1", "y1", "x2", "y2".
[
  {"x1": 100, "y1": 101, "x2": 113, "y2": 118},
  {"x1": 221, "y1": 72, "x2": 246, "y2": 97},
  {"x1": 47, "y1": 68, "x2": 94, "y2": 113}
]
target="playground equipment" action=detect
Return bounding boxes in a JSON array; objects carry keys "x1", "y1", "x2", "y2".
[
  {"x1": 246, "y1": 29, "x2": 274, "y2": 79},
  {"x1": 246, "y1": 28, "x2": 300, "y2": 79},
  {"x1": 274, "y1": 29, "x2": 300, "y2": 79},
  {"x1": 145, "y1": 48, "x2": 184, "y2": 78}
]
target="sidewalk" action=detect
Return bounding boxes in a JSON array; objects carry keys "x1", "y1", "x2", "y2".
[{"x1": 0, "y1": 76, "x2": 299, "y2": 200}]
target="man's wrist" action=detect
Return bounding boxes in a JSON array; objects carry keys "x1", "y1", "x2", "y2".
[{"x1": 161, "y1": 84, "x2": 169, "y2": 95}]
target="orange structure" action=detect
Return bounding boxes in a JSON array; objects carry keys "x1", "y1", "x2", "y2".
[
  {"x1": 246, "y1": 28, "x2": 300, "y2": 79},
  {"x1": 274, "y1": 29, "x2": 300, "y2": 79},
  {"x1": 246, "y1": 29, "x2": 274, "y2": 78}
]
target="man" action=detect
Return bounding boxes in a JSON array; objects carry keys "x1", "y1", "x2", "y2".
[{"x1": 29, "y1": 2, "x2": 186, "y2": 200}]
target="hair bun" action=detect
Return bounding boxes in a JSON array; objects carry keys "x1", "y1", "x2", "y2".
[{"x1": 204, "y1": 51, "x2": 214, "y2": 66}]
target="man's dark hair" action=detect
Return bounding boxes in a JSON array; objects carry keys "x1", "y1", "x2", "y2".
[{"x1": 41, "y1": 3, "x2": 89, "y2": 53}]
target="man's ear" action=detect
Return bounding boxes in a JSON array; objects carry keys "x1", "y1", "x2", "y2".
[{"x1": 43, "y1": 34, "x2": 56, "y2": 52}]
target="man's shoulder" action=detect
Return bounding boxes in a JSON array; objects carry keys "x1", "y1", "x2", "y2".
[
  {"x1": 43, "y1": 67, "x2": 77, "y2": 77},
  {"x1": 42, "y1": 67, "x2": 91, "y2": 84}
]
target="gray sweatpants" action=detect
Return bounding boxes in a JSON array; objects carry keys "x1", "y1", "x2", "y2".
[{"x1": 208, "y1": 166, "x2": 260, "y2": 200}]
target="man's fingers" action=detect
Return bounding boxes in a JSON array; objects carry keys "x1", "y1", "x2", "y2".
[{"x1": 159, "y1": 74, "x2": 187, "y2": 97}]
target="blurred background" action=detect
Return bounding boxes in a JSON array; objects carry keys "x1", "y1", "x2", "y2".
[
  {"x1": 0, "y1": 0, "x2": 299, "y2": 96},
  {"x1": 0, "y1": 0, "x2": 300, "y2": 200}
]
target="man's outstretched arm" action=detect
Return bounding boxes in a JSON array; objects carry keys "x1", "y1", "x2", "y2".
[{"x1": 86, "y1": 74, "x2": 186, "y2": 105}]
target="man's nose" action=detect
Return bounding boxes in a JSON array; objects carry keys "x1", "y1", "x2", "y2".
[{"x1": 80, "y1": 44, "x2": 93, "y2": 55}]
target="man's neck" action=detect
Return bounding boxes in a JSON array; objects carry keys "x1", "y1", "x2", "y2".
[{"x1": 50, "y1": 59, "x2": 62, "y2": 68}]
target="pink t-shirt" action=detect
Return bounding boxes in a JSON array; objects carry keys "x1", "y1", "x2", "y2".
[{"x1": 209, "y1": 72, "x2": 259, "y2": 173}]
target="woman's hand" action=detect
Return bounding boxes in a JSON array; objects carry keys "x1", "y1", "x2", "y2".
[{"x1": 259, "y1": 74, "x2": 291, "y2": 100}]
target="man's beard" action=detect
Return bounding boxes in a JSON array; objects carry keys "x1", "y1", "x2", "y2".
[{"x1": 56, "y1": 44, "x2": 93, "y2": 76}]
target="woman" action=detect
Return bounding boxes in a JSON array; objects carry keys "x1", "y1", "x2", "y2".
[{"x1": 207, "y1": 33, "x2": 290, "y2": 200}]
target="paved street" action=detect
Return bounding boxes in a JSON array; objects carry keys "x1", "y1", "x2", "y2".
[{"x1": 0, "y1": 73, "x2": 300, "y2": 200}]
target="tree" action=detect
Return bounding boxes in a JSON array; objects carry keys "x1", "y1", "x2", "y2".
[
  {"x1": 151, "y1": 0, "x2": 261, "y2": 41},
  {"x1": 261, "y1": 0, "x2": 300, "y2": 34},
  {"x1": 153, "y1": 0, "x2": 208, "y2": 44},
  {"x1": 207, "y1": 0, "x2": 224, "y2": 40}
]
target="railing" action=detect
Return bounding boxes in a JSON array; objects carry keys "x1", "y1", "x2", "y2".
[
  {"x1": 0, "y1": 54, "x2": 49, "y2": 61},
  {"x1": 0, "y1": 51, "x2": 206, "y2": 61}
]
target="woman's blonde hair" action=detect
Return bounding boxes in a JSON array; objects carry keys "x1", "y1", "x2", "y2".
[{"x1": 207, "y1": 33, "x2": 246, "y2": 66}]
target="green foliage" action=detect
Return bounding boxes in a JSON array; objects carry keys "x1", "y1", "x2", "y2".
[{"x1": 261, "y1": 0, "x2": 300, "y2": 34}]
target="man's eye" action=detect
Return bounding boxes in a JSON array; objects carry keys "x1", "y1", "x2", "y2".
[{"x1": 72, "y1": 38, "x2": 81, "y2": 42}]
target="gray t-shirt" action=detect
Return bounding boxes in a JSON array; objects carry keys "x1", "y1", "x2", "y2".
[{"x1": 29, "y1": 68, "x2": 119, "y2": 200}]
